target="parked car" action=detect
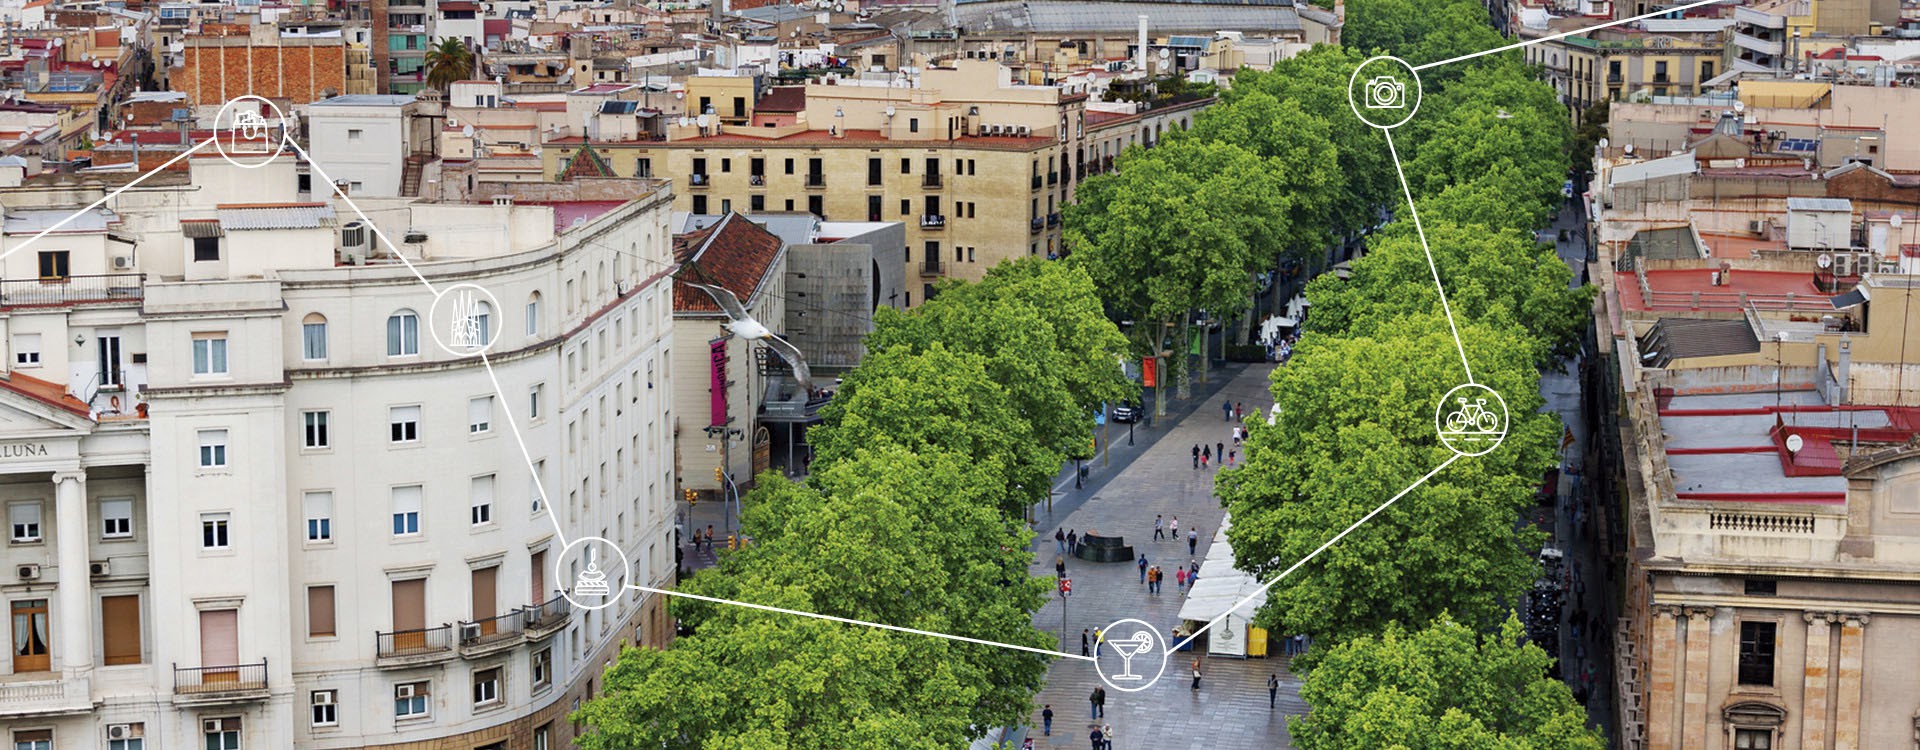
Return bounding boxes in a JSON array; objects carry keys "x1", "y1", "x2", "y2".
[{"x1": 1112, "y1": 402, "x2": 1141, "y2": 423}]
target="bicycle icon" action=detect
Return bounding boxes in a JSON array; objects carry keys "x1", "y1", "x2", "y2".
[
  {"x1": 1434, "y1": 384, "x2": 1508, "y2": 457},
  {"x1": 1442, "y1": 397, "x2": 1501, "y2": 434}
]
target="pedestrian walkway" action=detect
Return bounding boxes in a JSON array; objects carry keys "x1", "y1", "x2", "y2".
[{"x1": 1030, "y1": 365, "x2": 1304, "y2": 748}]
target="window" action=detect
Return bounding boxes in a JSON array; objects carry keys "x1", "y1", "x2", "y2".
[
  {"x1": 310, "y1": 690, "x2": 338, "y2": 727},
  {"x1": 531, "y1": 460, "x2": 546, "y2": 513},
  {"x1": 200, "y1": 512, "x2": 230, "y2": 549},
  {"x1": 302, "y1": 313, "x2": 328, "y2": 360},
  {"x1": 900, "y1": 157, "x2": 911, "y2": 174},
  {"x1": 348, "y1": 128, "x2": 364, "y2": 141},
  {"x1": 1733, "y1": 729, "x2": 1771, "y2": 750},
  {"x1": 303, "y1": 410, "x2": 330, "y2": 449},
  {"x1": 525, "y1": 292, "x2": 541, "y2": 336},
  {"x1": 909, "y1": 117, "x2": 919, "y2": 133},
  {"x1": 36, "y1": 250, "x2": 68, "y2": 280},
  {"x1": 471, "y1": 474, "x2": 494, "y2": 526},
  {"x1": 395, "y1": 681, "x2": 430, "y2": 719},
  {"x1": 750, "y1": 194, "x2": 765, "y2": 212},
  {"x1": 193, "y1": 236, "x2": 220, "y2": 262},
  {"x1": 12, "y1": 333, "x2": 39, "y2": 366},
  {"x1": 12, "y1": 729, "x2": 51, "y2": 750},
  {"x1": 469, "y1": 396, "x2": 493, "y2": 434},
  {"x1": 1738, "y1": 621, "x2": 1777, "y2": 686},
  {"x1": 101, "y1": 595, "x2": 141, "y2": 665},
  {"x1": 10, "y1": 502, "x2": 42, "y2": 542},
  {"x1": 307, "y1": 586, "x2": 335, "y2": 637},
  {"x1": 386, "y1": 310, "x2": 419, "y2": 357},
  {"x1": 198, "y1": 429, "x2": 228, "y2": 468},
  {"x1": 532, "y1": 647, "x2": 552, "y2": 690},
  {"x1": 105, "y1": 723, "x2": 144, "y2": 750},
  {"x1": 691, "y1": 195, "x2": 707, "y2": 214},
  {"x1": 391, "y1": 485, "x2": 422, "y2": 536},
  {"x1": 530, "y1": 384, "x2": 544, "y2": 420},
  {"x1": 389, "y1": 405, "x2": 420, "y2": 443},
  {"x1": 192, "y1": 333, "x2": 228, "y2": 375},
  {"x1": 10, "y1": 600, "x2": 50, "y2": 672},
  {"x1": 470, "y1": 300, "x2": 492, "y2": 346},
  {"x1": 304, "y1": 492, "x2": 332, "y2": 542},
  {"x1": 534, "y1": 724, "x2": 550, "y2": 750},
  {"x1": 867, "y1": 157, "x2": 882, "y2": 185},
  {"x1": 473, "y1": 667, "x2": 501, "y2": 706},
  {"x1": 101, "y1": 499, "x2": 133, "y2": 539}
]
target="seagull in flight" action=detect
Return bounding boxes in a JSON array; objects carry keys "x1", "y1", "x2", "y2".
[{"x1": 684, "y1": 280, "x2": 814, "y2": 394}]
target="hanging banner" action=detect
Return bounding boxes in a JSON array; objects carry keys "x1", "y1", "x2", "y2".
[
  {"x1": 1142, "y1": 356, "x2": 1158, "y2": 388},
  {"x1": 709, "y1": 338, "x2": 728, "y2": 427}
]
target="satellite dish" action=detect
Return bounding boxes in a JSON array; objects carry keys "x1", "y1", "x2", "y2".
[
  {"x1": 1893, "y1": 213, "x2": 1905, "y2": 229},
  {"x1": 1159, "y1": 48, "x2": 1171, "y2": 60},
  {"x1": 1786, "y1": 434, "x2": 1804, "y2": 453},
  {"x1": 1624, "y1": 143, "x2": 1636, "y2": 155},
  {"x1": 884, "y1": 106, "x2": 896, "y2": 117},
  {"x1": 1598, "y1": 138, "x2": 1609, "y2": 150},
  {"x1": 1734, "y1": 100, "x2": 1746, "y2": 113},
  {"x1": 1817, "y1": 252, "x2": 1834, "y2": 269},
  {"x1": 461, "y1": 124, "x2": 475, "y2": 137}
]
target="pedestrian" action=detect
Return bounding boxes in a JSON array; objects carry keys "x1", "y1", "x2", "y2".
[
  {"x1": 1229, "y1": 448, "x2": 1237, "y2": 466},
  {"x1": 1268, "y1": 673, "x2": 1280, "y2": 708},
  {"x1": 1089, "y1": 727, "x2": 1104, "y2": 750},
  {"x1": 1293, "y1": 634, "x2": 1305, "y2": 655},
  {"x1": 1170, "y1": 516, "x2": 1179, "y2": 537},
  {"x1": 1042, "y1": 705, "x2": 1053, "y2": 736},
  {"x1": 1223, "y1": 400, "x2": 1232, "y2": 421},
  {"x1": 1088, "y1": 687, "x2": 1099, "y2": 718},
  {"x1": 1191, "y1": 658, "x2": 1203, "y2": 690},
  {"x1": 1102, "y1": 724, "x2": 1114, "y2": 750},
  {"x1": 1095, "y1": 627, "x2": 1104, "y2": 657},
  {"x1": 1081, "y1": 629, "x2": 1090, "y2": 657},
  {"x1": 1201, "y1": 452, "x2": 1208, "y2": 468},
  {"x1": 1192, "y1": 443, "x2": 1200, "y2": 469},
  {"x1": 1147, "y1": 566, "x2": 1158, "y2": 594},
  {"x1": 1216, "y1": 442, "x2": 1225, "y2": 465},
  {"x1": 1055, "y1": 527, "x2": 1066, "y2": 553},
  {"x1": 1056, "y1": 555, "x2": 1067, "y2": 580},
  {"x1": 1233, "y1": 425, "x2": 1242, "y2": 445},
  {"x1": 1067, "y1": 530, "x2": 1078, "y2": 557},
  {"x1": 1190, "y1": 559, "x2": 1200, "y2": 577},
  {"x1": 1138, "y1": 555, "x2": 1149, "y2": 584},
  {"x1": 1094, "y1": 687, "x2": 1106, "y2": 718},
  {"x1": 1236, "y1": 401, "x2": 1244, "y2": 420},
  {"x1": 1175, "y1": 566, "x2": 1188, "y2": 591},
  {"x1": 1188, "y1": 528, "x2": 1199, "y2": 555},
  {"x1": 1153, "y1": 514, "x2": 1165, "y2": 541}
]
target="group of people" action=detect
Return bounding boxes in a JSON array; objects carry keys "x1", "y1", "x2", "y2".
[
  {"x1": 1193, "y1": 401, "x2": 1253, "y2": 469},
  {"x1": 1055, "y1": 527, "x2": 1085, "y2": 556},
  {"x1": 1135, "y1": 554, "x2": 1202, "y2": 595}
]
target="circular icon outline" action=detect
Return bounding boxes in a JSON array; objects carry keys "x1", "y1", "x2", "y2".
[
  {"x1": 213, "y1": 96, "x2": 290, "y2": 168},
  {"x1": 427, "y1": 282, "x2": 504, "y2": 358},
  {"x1": 556, "y1": 535, "x2": 632, "y2": 612},
  {"x1": 1093, "y1": 617, "x2": 1170, "y2": 694},
  {"x1": 1346, "y1": 55, "x2": 1423, "y2": 130},
  {"x1": 1434, "y1": 383, "x2": 1509, "y2": 457}
]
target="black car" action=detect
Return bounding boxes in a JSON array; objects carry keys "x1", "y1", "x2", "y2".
[{"x1": 1111, "y1": 402, "x2": 1141, "y2": 423}]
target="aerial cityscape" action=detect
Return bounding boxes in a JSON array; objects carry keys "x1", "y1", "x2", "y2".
[{"x1": 0, "y1": 0, "x2": 1917, "y2": 747}]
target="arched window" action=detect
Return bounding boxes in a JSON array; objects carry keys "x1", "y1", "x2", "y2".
[
  {"x1": 525, "y1": 291, "x2": 542, "y2": 336},
  {"x1": 301, "y1": 312, "x2": 328, "y2": 361},
  {"x1": 386, "y1": 309, "x2": 419, "y2": 357},
  {"x1": 471, "y1": 300, "x2": 492, "y2": 346}
]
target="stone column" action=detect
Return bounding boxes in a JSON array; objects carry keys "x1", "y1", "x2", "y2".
[
  {"x1": 52, "y1": 470, "x2": 91, "y2": 674},
  {"x1": 1648, "y1": 605, "x2": 1682, "y2": 750},
  {"x1": 1681, "y1": 607, "x2": 1716, "y2": 749},
  {"x1": 1833, "y1": 614, "x2": 1869, "y2": 750},
  {"x1": 1801, "y1": 612, "x2": 1835, "y2": 750}
]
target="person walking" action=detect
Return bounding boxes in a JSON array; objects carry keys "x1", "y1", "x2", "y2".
[
  {"x1": 1191, "y1": 659, "x2": 1203, "y2": 690},
  {"x1": 1223, "y1": 400, "x2": 1232, "y2": 421},
  {"x1": 1067, "y1": 530, "x2": 1078, "y2": 557},
  {"x1": 1268, "y1": 674, "x2": 1280, "y2": 708},
  {"x1": 1094, "y1": 627, "x2": 1105, "y2": 657},
  {"x1": 1216, "y1": 441, "x2": 1225, "y2": 465},
  {"x1": 1081, "y1": 629, "x2": 1090, "y2": 657},
  {"x1": 1228, "y1": 448, "x2": 1237, "y2": 466},
  {"x1": 1088, "y1": 726, "x2": 1104, "y2": 750},
  {"x1": 1153, "y1": 515, "x2": 1165, "y2": 541},
  {"x1": 1236, "y1": 401, "x2": 1245, "y2": 420},
  {"x1": 1188, "y1": 528, "x2": 1199, "y2": 556},
  {"x1": 1042, "y1": 705, "x2": 1053, "y2": 736},
  {"x1": 1175, "y1": 566, "x2": 1188, "y2": 591},
  {"x1": 1170, "y1": 516, "x2": 1179, "y2": 538},
  {"x1": 1192, "y1": 443, "x2": 1201, "y2": 469},
  {"x1": 1202, "y1": 444, "x2": 1211, "y2": 463},
  {"x1": 1094, "y1": 687, "x2": 1106, "y2": 718},
  {"x1": 1146, "y1": 565, "x2": 1157, "y2": 595},
  {"x1": 1102, "y1": 724, "x2": 1114, "y2": 750},
  {"x1": 1137, "y1": 555, "x2": 1149, "y2": 584},
  {"x1": 1088, "y1": 687, "x2": 1100, "y2": 718},
  {"x1": 1056, "y1": 555, "x2": 1067, "y2": 580},
  {"x1": 1055, "y1": 527, "x2": 1066, "y2": 553}
]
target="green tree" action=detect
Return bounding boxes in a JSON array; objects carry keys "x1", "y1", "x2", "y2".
[
  {"x1": 1183, "y1": 91, "x2": 1343, "y2": 255},
  {"x1": 424, "y1": 38, "x2": 474, "y2": 92},
  {"x1": 1217, "y1": 314, "x2": 1557, "y2": 645},
  {"x1": 1228, "y1": 46, "x2": 1396, "y2": 242},
  {"x1": 1291, "y1": 614, "x2": 1604, "y2": 750}
]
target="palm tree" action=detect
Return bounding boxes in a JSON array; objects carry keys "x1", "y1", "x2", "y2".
[{"x1": 424, "y1": 38, "x2": 474, "y2": 92}]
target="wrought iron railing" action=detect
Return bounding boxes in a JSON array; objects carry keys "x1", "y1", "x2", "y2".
[
  {"x1": 522, "y1": 594, "x2": 572, "y2": 632},
  {"x1": 0, "y1": 274, "x2": 143, "y2": 308},
  {"x1": 174, "y1": 660, "x2": 268, "y2": 696},
  {"x1": 376, "y1": 624, "x2": 454, "y2": 658},
  {"x1": 460, "y1": 611, "x2": 525, "y2": 646}
]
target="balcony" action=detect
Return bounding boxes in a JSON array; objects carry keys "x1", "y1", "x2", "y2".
[
  {"x1": 0, "y1": 674, "x2": 91, "y2": 717},
  {"x1": 922, "y1": 173, "x2": 943, "y2": 189},
  {"x1": 920, "y1": 214, "x2": 946, "y2": 230},
  {"x1": 748, "y1": 174, "x2": 766, "y2": 187},
  {"x1": 1031, "y1": 175, "x2": 1042, "y2": 190},
  {"x1": 173, "y1": 661, "x2": 270, "y2": 705},
  {"x1": 1048, "y1": 171, "x2": 1058, "y2": 186},
  {"x1": 1030, "y1": 217, "x2": 1045, "y2": 234},
  {"x1": 376, "y1": 624, "x2": 456, "y2": 668},
  {"x1": 805, "y1": 173, "x2": 826, "y2": 188},
  {"x1": 523, "y1": 594, "x2": 571, "y2": 639},
  {"x1": 0, "y1": 273, "x2": 144, "y2": 309},
  {"x1": 1607, "y1": 73, "x2": 1624, "y2": 84},
  {"x1": 458, "y1": 611, "x2": 527, "y2": 657},
  {"x1": 1047, "y1": 212, "x2": 1061, "y2": 228},
  {"x1": 689, "y1": 173, "x2": 709, "y2": 188}
]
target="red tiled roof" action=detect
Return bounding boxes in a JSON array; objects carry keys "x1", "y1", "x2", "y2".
[
  {"x1": 0, "y1": 371, "x2": 90, "y2": 418},
  {"x1": 755, "y1": 86, "x2": 806, "y2": 113},
  {"x1": 672, "y1": 212, "x2": 785, "y2": 314}
]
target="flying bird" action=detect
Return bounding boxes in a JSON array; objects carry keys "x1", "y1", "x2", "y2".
[{"x1": 684, "y1": 280, "x2": 814, "y2": 394}]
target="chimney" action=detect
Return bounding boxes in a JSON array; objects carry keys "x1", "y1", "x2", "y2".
[{"x1": 1137, "y1": 15, "x2": 1148, "y2": 73}]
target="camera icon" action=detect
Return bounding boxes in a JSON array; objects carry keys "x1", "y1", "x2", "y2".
[{"x1": 1365, "y1": 75, "x2": 1407, "y2": 109}]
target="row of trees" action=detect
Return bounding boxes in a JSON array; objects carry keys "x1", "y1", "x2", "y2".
[{"x1": 576, "y1": 260, "x2": 1131, "y2": 748}]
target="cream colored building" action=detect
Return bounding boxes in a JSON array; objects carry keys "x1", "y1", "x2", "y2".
[
  {"x1": 541, "y1": 60, "x2": 1211, "y2": 300},
  {"x1": 0, "y1": 153, "x2": 679, "y2": 750}
]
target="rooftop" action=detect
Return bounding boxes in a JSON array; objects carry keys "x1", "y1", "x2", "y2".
[
  {"x1": 1658, "y1": 391, "x2": 1920, "y2": 504},
  {"x1": 673, "y1": 212, "x2": 787, "y2": 315},
  {"x1": 311, "y1": 94, "x2": 417, "y2": 107}
]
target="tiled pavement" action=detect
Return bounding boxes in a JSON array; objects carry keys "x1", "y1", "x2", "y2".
[{"x1": 1028, "y1": 364, "x2": 1307, "y2": 749}]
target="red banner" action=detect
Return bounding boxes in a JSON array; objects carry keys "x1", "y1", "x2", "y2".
[
  {"x1": 1142, "y1": 356, "x2": 1157, "y2": 388},
  {"x1": 709, "y1": 338, "x2": 728, "y2": 427}
]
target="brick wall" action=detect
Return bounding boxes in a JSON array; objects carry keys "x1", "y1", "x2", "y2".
[{"x1": 179, "y1": 43, "x2": 347, "y2": 105}]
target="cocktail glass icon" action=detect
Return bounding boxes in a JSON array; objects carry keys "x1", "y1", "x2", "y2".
[{"x1": 1109, "y1": 631, "x2": 1155, "y2": 681}]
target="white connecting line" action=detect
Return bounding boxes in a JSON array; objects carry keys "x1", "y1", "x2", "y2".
[
  {"x1": 0, "y1": 137, "x2": 216, "y2": 266},
  {"x1": 1171, "y1": 454, "x2": 1461, "y2": 651},
  {"x1": 1383, "y1": 130, "x2": 1476, "y2": 384},
  {"x1": 625, "y1": 583, "x2": 1097, "y2": 662},
  {"x1": 1414, "y1": 0, "x2": 1731, "y2": 71}
]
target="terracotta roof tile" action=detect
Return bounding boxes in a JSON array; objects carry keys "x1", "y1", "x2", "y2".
[
  {"x1": 0, "y1": 370, "x2": 90, "y2": 418},
  {"x1": 673, "y1": 212, "x2": 785, "y2": 314}
]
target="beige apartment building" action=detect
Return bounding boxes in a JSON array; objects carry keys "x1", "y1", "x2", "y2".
[{"x1": 541, "y1": 60, "x2": 1211, "y2": 300}]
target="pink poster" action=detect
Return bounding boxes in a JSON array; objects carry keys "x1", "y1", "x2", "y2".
[{"x1": 709, "y1": 339, "x2": 728, "y2": 427}]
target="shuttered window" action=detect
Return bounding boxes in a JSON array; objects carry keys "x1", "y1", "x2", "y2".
[
  {"x1": 308, "y1": 586, "x2": 336, "y2": 637},
  {"x1": 471, "y1": 566, "x2": 497, "y2": 622},
  {"x1": 392, "y1": 579, "x2": 426, "y2": 631},
  {"x1": 530, "y1": 550, "x2": 547, "y2": 603},
  {"x1": 101, "y1": 595, "x2": 141, "y2": 665},
  {"x1": 199, "y1": 609, "x2": 238, "y2": 668}
]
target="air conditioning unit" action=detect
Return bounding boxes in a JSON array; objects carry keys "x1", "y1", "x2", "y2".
[
  {"x1": 106, "y1": 724, "x2": 141, "y2": 741},
  {"x1": 111, "y1": 254, "x2": 134, "y2": 270},
  {"x1": 89, "y1": 560, "x2": 109, "y2": 577},
  {"x1": 394, "y1": 684, "x2": 417, "y2": 700},
  {"x1": 403, "y1": 231, "x2": 429, "y2": 244},
  {"x1": 459, "y1": 622, "x2": 481, "y2": 641},
  {"x1": 201, "y1": 719, "x2": 225, "y2": 734},
  {"x1": 340, "y1": 221, "x2": 372, "y2": 264},
  {"x1": 311, "y1": 691, "x2": 335, "y2": 707},
  {"x1": 16, "y1": 563, "x2": 39, "y2": 581},
  {"x1": 1016, "y1": 125, "x2": 1030, "y2": 137},
  {"x1": 1749, "y1": 220, "x2": 1765, "y2": 235}
]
